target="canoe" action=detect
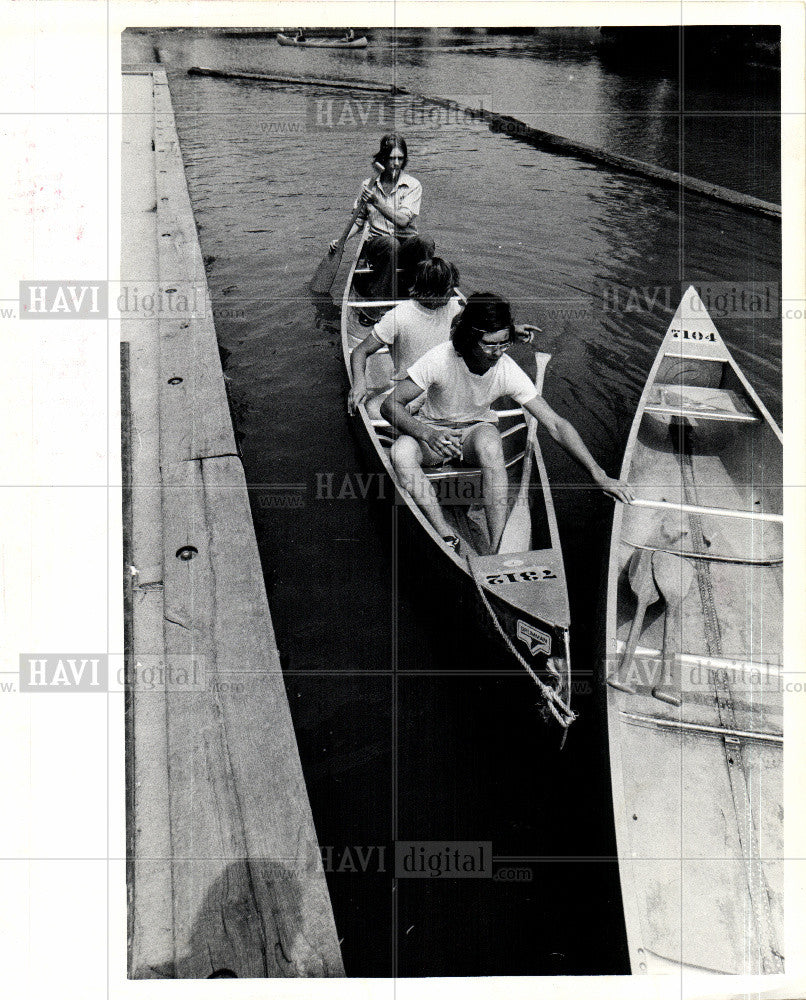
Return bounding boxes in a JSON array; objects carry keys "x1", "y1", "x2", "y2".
[
  {"x1": 277, "y1": 33, "x2": 368, "y2": 49},
  {"x1": 603, "y1": 286, "x2": 783, "y2": 974},
  {"x1": 341, "y1": 231, "x2": 574, "y2": 730}
]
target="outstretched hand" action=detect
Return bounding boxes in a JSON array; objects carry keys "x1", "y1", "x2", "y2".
[
  {"x1": 347, "y1": 381, "x2": 368, "y2": 415},
  {"x1": 514, "y1": 323, "x2": 541, "y2": 344},
  {"x1": 598, "y1": 476, "x2": 635, "y2": 504}
]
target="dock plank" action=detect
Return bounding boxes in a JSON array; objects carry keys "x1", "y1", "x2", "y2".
[{"x1": 124, "y1": 68, "x2": 343, "y2": 979}]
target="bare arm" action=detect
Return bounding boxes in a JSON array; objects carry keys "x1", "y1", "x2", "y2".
[
  {"x1": 369, "y1": 198, "x2": 414, "y2": 230},
  {"x1": 348, "y1": 333, "x2": 385, "y2": 414},
  {"x1": 331, "y1": 215, "x2": 365, "y2": 252},
  {"x1": 523, "y1": 394, "x2": 635, "y2": 503},
  {"x1": 380, "y1": 379, "x2": 462, "y2": 460}
]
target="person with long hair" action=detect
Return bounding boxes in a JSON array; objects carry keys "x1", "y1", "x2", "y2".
[
  {"x1": 332, "y1": 134, "x2": 434, "y2": 320},
  {"x1": 381, "y1": 292, "x2": 634, "y2": 553}
]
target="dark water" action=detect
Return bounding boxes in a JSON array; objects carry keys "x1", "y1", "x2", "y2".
[{"x1": 128, "y1": 28, "x2": 781, "y2": 977}]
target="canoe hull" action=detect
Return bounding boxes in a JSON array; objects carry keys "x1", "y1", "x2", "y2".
[
  {"x1": 340, "y1": 232, "x2": 573, "y2": 722},
  {"x1": 348, "y1": 410, "x2": 570, "y2": 665},
  {"x1": 604, "y1": 286, "x2": 783, "y2": 975}
]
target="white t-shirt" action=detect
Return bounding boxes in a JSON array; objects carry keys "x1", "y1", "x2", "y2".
[
  {"x1": 373, "y1": 297, "x2": 463, "y2": 380},
  {"x1": 407, "y1": 342, "x2": 538, "y2": 426}
]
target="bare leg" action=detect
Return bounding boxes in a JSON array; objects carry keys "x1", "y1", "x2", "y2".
[
  {"x1": 389, "y1": 435, "x2": 453, "y2": 538},
  {"x1": 462, "y1": 424, "x2": 508, "y2": 552}
]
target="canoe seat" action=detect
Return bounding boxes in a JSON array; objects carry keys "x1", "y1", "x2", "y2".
[
  {"x1": 424, "y1": 449, "x2": 526, "y2": 481},
  {"x1": 645, "y1": 384, "x2": 759, "y2": 423},
  {"x1": 424, "y1": 465, "x2": 483, "y2": 482}
]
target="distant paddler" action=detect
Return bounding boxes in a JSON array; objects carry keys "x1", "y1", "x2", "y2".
[{"x1": 331, "y1": 133, "x2": 435, "y2": 320}]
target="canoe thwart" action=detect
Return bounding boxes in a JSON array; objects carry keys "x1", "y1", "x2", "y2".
[
  {"x1": 423, "y1": 450, "x2": 526, "y2": 482},
  {"x1": 622, "y1": 539, "x2": 783, "y2": 567},
  {"x1": 619, "y1": 710, "x2": 783, "y2": 746},
  {"x1": 630, "y1": 498, "x2": 783, "y2": 524},
  {"x1": 645, "y1": 404, "x2": 758, "y2": 423}
]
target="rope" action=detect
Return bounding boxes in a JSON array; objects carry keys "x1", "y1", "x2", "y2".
[{"x1": 468, "y1": 559, "x2": 576, "y2": 729}]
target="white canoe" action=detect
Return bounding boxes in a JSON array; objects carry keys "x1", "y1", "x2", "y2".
[{"x1": 604, "y1": 285, "x2": 783, "y2": 974}]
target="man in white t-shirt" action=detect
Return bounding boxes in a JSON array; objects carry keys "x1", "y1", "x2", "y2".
[{"x1": 380, "y1": 292, "x2": 634, "y2": 554}]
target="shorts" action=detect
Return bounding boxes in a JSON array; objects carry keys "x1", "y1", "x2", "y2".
[{"x1": 417, "y1": 421, "x2": 487, "y2": 467}]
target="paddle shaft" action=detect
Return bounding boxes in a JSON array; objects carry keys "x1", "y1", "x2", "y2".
[
  {"x1": 608, "y1": 548, "x2": 657, "y2": 694},
  {"x1": 310, "y1": 164, "x2": 381, "y2": 295},
  {"x1": 651, "y1": 605, "x2": 683, "y2": 706},
  {"x1": 651, "y1": 550, "x2": 694, "y2": 706},
  {"x1": 497, "y1": 352, "x2": 550, "y2": 554}
]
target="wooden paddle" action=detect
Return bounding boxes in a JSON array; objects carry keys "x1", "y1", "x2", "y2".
[
  {"x1": 651, "y1": 550, "x2": 695, "y2": 706},
  {"x1": 497, "y1": 352, "x2": 550, "y2": 554},
  {"x1": 607, "y1": 547, "x2": 660, "y2": 694},
  {"x1": 310, "y1": 162, "x2": 383, "y2": 295}
]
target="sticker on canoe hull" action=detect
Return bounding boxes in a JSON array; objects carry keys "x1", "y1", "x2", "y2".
[
  {"x1": 516, "y1": 620, "x2": 551, "y2": 656},
  {"x1": 484, "y1": 566, "x2": 557, "y2": 586}
]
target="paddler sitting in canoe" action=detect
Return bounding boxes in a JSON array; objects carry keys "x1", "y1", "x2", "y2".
[
  {"x1": 348, "y1": 257, "x2": 539, "y2": 417},
  {"x1": 330, "y1": 133, "x2": 434, "y2": 323},
  {"x1": 348, "y1": 256, "x2": 462, "y2": 417},
  {"x1": 381, "y1": 293, "x2": 635, "y2": 554}
]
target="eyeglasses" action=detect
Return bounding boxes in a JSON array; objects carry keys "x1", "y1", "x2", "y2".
[{"x1": 477, "y1": 339, "x2": 512, "y2": 355}]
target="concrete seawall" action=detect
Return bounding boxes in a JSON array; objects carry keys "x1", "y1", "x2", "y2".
[{"x1": 121, "y1": 65, "x2": 343, "y2": 979}]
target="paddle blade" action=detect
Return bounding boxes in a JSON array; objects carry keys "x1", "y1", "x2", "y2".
[
  {"x1": 310, "y1": 242, "x2": 344, "y2": 295},
  {"x1": 608, "y1": 548, "x2": 660, "y2": 693},
  {"x1": 628, "y1": 547, "x2": 660, "y2": 605},
  {"x1": 498, "y1": 497, "x2": 531, "y2": 554},
  {"x1": 651, "y1": 550, "x2": 695, "y2": 606}
]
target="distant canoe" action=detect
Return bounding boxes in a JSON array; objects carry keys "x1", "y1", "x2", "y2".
[{"x1": 277, "y1": 33, "x2": 368, "y2": 49}]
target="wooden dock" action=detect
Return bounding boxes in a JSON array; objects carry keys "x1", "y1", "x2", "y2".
[{"x1": 121, "y1": 65, "x2": 343, "y2": 979}]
